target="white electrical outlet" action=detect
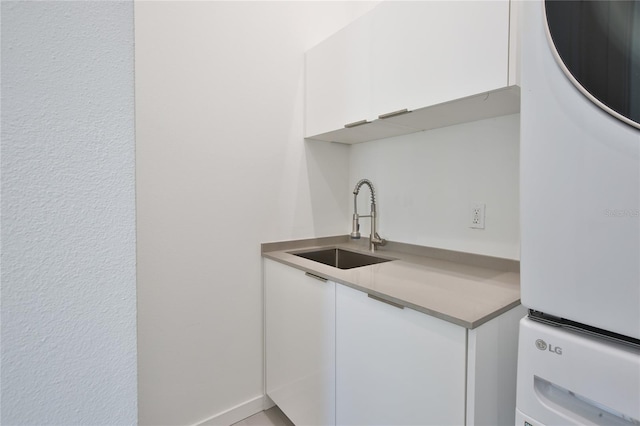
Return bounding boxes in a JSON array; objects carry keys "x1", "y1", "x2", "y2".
[{"x1": 470, "y1": 203, "x2": 485, "y2": 229}]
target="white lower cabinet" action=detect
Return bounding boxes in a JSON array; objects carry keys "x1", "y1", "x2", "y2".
[
  {"x1": 264, "y1": 260, "x2": 526, "y2": 426},
  {"x1": 264, "y1": 259, "x2": 336, "y2": 426},
  {"x1": 465, "y1": 304, "x2": 527, "y2": 426},
  {"x1": 336, "y1": 284, "x2": 467, "y2": 426}
]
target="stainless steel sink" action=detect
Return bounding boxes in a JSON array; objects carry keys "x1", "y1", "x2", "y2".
[{"x1": 292, "y1": 248, "x2": 392, "y2": 270}]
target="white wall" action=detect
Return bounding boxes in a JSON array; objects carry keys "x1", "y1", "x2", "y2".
[
  {"x1": 1, "y1": 1, "x2": 137, "y2": 425},
  {"x1": 134, "y1": 2, "x2": 377, "y2": 425},
  {"x1": 350, "y1": 114, "x2": 520, "y2": 259}
]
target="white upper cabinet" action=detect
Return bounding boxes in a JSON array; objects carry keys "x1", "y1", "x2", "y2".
[
  {"x1": 305, "y1": 0, "x2": 520, "y2": 144},
  {"x1": 371, "y1": 1, "x2": 509, "y2": 116},
  {"x1": 305, "y1": 14, "x2": 374, "y2": 138}
]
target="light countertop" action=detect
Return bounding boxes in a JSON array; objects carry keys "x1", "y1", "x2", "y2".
[{"x1": 262, "y1": 236, "x2": 521, "y2": 329}]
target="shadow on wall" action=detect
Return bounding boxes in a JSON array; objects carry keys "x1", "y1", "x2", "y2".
[{"x1": 305, "y1": 139, "x2": 351, "y2": 237}]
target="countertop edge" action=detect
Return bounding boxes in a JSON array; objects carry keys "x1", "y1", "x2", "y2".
[{"x1": 262, "y1": 238, "x2": 521, "y2": 330}]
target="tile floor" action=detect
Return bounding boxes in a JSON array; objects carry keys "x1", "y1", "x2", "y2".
[{"x1": 232, "y1": 406, "x2": 295, "y2": 426}]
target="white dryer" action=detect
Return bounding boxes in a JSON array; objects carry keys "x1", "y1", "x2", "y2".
[{"x1": 518, "y1": 0, "x2": 640, "y2": 424}]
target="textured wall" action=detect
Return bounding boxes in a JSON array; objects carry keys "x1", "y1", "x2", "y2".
[{"x1": 1, "y1": 1, "x2": 137, "y2": 424}]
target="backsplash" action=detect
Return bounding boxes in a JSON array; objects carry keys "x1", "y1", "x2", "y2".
[{"x1": 349, "y1": 113, "x2": 520, "y2": 260}]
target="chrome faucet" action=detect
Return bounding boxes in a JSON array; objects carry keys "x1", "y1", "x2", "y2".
[{"x1": 351, "y1": 179, "x2": 386, "y2": 252}]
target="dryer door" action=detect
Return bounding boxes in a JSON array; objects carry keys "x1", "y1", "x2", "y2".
[
  {"x1": 544, "y1": 0, "x2": 640, "y2": 129},
  {"x1": 520, "y1": 0, "x2": 640, "y2": 341}
]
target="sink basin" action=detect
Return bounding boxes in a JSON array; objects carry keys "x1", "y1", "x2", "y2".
[{"x1": 292, "y1": 248, "x2": 392, "y2": 270}]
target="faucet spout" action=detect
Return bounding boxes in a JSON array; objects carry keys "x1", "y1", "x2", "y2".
[{"x1": 351, "y1": 179, "x2": 385, "y2": 252}]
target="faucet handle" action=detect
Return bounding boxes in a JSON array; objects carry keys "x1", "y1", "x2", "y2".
[{"x1": 371, "y1": 233, "x2": 386, "y2": 247}]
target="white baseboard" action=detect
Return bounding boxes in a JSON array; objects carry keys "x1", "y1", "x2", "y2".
[{"x1": 193, "y1": 395, "x2": 275, "y2": 426}]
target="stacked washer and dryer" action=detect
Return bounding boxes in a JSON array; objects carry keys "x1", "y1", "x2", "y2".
[{"x1": 517, "y1": 1, "x2": 640, "y2": 425}]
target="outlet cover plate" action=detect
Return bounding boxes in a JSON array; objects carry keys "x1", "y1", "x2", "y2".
[{"x1": 470, "y1": 203, "x2": 485, "y2": 229}]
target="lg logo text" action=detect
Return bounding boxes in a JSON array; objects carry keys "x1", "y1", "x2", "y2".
[{"x1": 535, "y1": 339, "x2": 562, "y2": 355}]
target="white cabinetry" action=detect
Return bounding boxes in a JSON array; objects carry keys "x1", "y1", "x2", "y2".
[
  {"x1": 466, "y1": 305, "x2": 526, "y2": 425},
  {"x1": 305, "y1": 15, "x2": 372, "y2": 138},
  {"x1": 264, "y1": 260, "x2": 526, "y2": 425},
  {"x1": 264, "y1": 259, "x2": 336, "y2": 426},
  {"x1": 305, "y1": 0, "x2": 520, "y2": 144},
  {"x1": 370, "y1": 1, "x2": 509, "y2": 117},
  {"x1": 336, "y1": 285, "x2": 467, "y2": 426}
]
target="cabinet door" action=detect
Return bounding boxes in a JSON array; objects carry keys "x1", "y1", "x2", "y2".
[
  {"x1": 371, "y1": 1, "x2": 511, "y2": 118},
  {"x1": 336, "y1": 284, "x2": 466, "y2": 426},
  {"x1": 265, "y1": 260, "x2": 335, "y2": 426},
  {"x1": 305, "y1": 14, "x2": 373, "y2": 138}
]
